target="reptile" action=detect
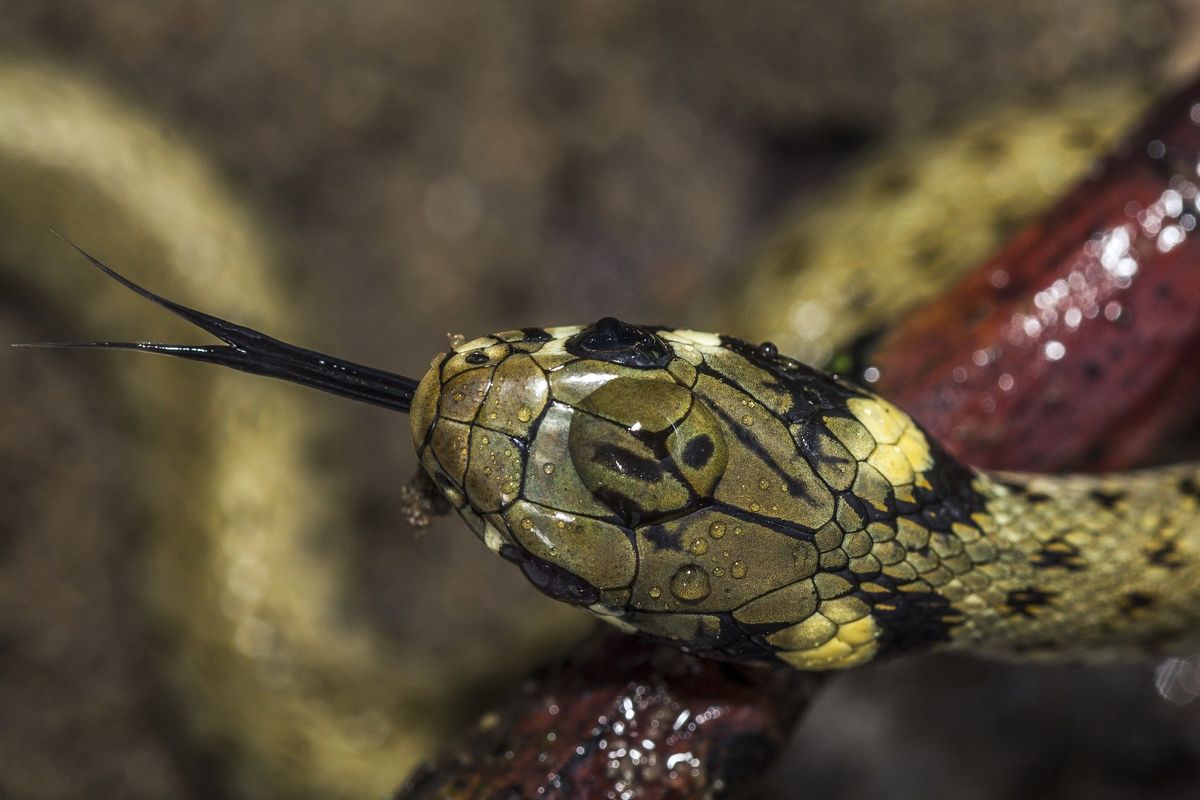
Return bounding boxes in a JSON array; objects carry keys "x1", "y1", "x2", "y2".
[
  {"x1": 33, "y1": 249, "x2": 1200, "y2": 672},
  {"x1": 10, "y1": 60, "x2": 1196, "y2": 797}
]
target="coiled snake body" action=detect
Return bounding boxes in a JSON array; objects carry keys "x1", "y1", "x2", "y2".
[{"x1": 43, "y1": 263, "x2": 1200, "y2": 671}]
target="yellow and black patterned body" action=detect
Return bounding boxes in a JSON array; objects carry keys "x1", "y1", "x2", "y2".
[{"x1": 410, "y1": 318, "x2": 1200, "y2": 670}]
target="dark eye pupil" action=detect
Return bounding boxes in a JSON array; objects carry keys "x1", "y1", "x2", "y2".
[{"x1": 566, "y1": 317, "x2": 672, "y2": 368}]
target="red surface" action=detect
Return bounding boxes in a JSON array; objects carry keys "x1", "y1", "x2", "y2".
[{"x1": 871, "y1": 76, "x2": 1200, "y2": 472}]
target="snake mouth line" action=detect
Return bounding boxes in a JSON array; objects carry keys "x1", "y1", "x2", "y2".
[{"x1": 15, "y1": 236, "x2": 421, "y2": 413}]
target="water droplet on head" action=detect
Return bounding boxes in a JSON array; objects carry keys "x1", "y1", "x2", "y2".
[
  {"x1": 521, "y1": 518, "x2": 534, "y2": 530},
  {"x1": 709, "y1": 521, "x2": 727, "y2": 539},
  {"x1": 741, "y1": 415, "x2": 755, "y2": 427},
  {"x1": 648, "y1": 586, "x2": 662, "y2": 599},
  {"x1": 689, "y1": 537, "x2": 709, "y2": 555},
  {"x1": 731, "y1": 560, "x2": 747, "y2": 579},
  {"x1": 517, "y1": 406, "x2": 533, "y2": 423},
  {"x1": 670, "y1": 564, "x2": 711, "y2": 602},
  {"x1": 543, "y1": 463, "x2": 556, "y2": 474}
]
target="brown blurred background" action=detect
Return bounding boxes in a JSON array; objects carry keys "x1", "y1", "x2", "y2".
[{"x1": 2, "y1": 2, "x2": 1200, "y2": 798}]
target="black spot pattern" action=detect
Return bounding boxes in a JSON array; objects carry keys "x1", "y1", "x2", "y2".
[
  {"x1": 1180, "y1": 476, "x2": 1200, "y2": 498},
  {"x1": 1089, "y1": 489, "x2": 1125, "y2": 509},
  {"x1": 680, "y1": 434, "x2": 715, "y2": 469},
  {"x1": 1031, "y1": 537, "x2": 1086, "y2": 571},
  {"x1": 1119, "y1": 591, "x2": 1156, "y2": 615},
  {"x1": 1004, "y1": 587, "x2": 1056, "y2": 618},
  {"x1": 591, "y1": 443, "x2": 664, "y2": 484}
]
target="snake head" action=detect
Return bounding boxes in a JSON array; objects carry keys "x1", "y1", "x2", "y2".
[
  {"x1": 409, "y1": 317, "x2": 961, "y2": 668},
  {"x1": 39, "y1": 247, "x2": 969, "y2": 671}
]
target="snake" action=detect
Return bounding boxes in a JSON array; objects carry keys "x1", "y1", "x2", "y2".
[
  {"x1": 38, "y1": 226, "x2": 1200, "y2": 673},
  {"x1": 7, "y1": 57, "x2": 1190, "y2": 800}
]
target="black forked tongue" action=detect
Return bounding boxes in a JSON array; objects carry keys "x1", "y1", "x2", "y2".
[{"x1": 17, "y1": 239, "x2": 419, "y2": 413}]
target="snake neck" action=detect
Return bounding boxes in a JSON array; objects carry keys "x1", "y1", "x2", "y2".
[{"x1": 930, "y1": 467, "x2": 1200, "y2": 661}]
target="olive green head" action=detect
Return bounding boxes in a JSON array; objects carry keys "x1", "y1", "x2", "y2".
[
  {"x1": 409, "y1": 317, "x2": 952, "y2": 669},
  {"x1": 41, "y1": 250, "x2": 992, "y2": 672}
]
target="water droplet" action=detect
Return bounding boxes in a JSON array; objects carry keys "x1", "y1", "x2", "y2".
[
  {"x1": 543, "y1": 463, "x2": 556, "y2": 474},
  {"x1": 453, "y1": 391, "x2": 466, "y2": 402},
  {"x1": 481, "y1": 435, "x2": 490, "y2": 445},
  {"x1": 689, "y1": 538, "x2": 709, "y2": 555},
  {"x1": 517, "y1": 406, "x2": 533, "y2": 423},
  {"x1": 521, "y1": 518, "x2": 535, "y2": 530},
  {"x1": 758, "y1": 479, "x2": 770, "y2": 490},
  {"x1": 1043, "y1": 340, "x2": 1066, "y2": 361},
  {"x1": 648, "y1": 586, "x2": 662, "y2": 599},
  {"x1": 488, "y1": 411, "x2": 498, "y2": 420},
  {"x1": 713, "y1": 567, "x2": 725, "y2": 577},
  {"x1": 731, "y1": 560, "x2": 747, "y2": 579},
  {"x1": 670, "y1": 565, "x2": 711, "y2": 602},
  {"x1": 741, "y1": 415, "x2": 755, "y2": 426},
  {"x1": 709, "y1": 521, "x2": 727, "y2": 539},
  {"x1": 750, "y1": 502, "x2": 760, "y2": 512},
  {"x1": 549, "y1": 547, "x2": 558, "y2": 557}
]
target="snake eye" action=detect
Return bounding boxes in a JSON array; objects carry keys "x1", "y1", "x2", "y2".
[{"x1": 565, "y1": 317, "x2": 672, "y2": 368}]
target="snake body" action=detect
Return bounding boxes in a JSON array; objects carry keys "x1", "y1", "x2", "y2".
[{"x1": 407, "y1": 319, "x2": 1200, "y2": 669}]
